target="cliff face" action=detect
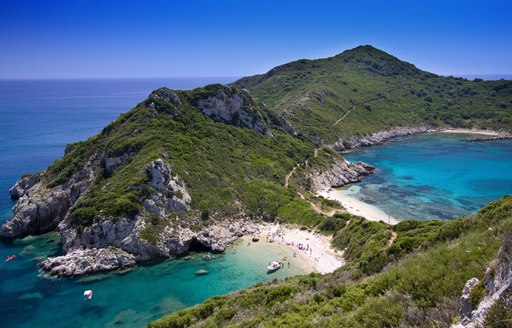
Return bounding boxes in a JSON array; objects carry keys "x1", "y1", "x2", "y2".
[{"x1": 453, "y1": 236, "x2": 512, "y2": 327}]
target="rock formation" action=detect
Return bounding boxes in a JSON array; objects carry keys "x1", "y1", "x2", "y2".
[
  {"x1": 196, "y1": 85, "x2": 274, "y2": 136},
  {"x1": 308, "y1": 159, "x2": 375, "y2": 194},
  {"x1": 332, "y1": 126, "x2": 430, "y2": 151},
  {"x1": 452, "y1": 237, "x2": 512, "y2": 327}
]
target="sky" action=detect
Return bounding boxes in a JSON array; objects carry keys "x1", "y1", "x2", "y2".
[{"x1": 0, "y1": 0, "x2": 511, "y2": 79}]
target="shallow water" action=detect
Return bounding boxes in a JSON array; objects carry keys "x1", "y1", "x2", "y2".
[
  {"x1": 343, "y1": 133, "x2": 512, "y2": 221},
  {"x1": 1, "y1": 236, "x2": 305, "y2": 328}
]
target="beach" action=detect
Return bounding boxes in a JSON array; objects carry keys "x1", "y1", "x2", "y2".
[
  {"x1": 435, "y1": 128, "x2": 500, "y2": 136},
  {"x1": 319, "y1": 189, "x2": 399, "y2": 225},
  {"x1": 246, "y1": 223, "x2": 345, "y2": 274}
]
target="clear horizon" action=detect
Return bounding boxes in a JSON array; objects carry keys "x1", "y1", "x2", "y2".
[{"x1": 1, "y1": 0, "x2": 511, "y2": 79}]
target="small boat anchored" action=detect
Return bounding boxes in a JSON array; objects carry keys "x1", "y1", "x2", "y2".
[
  {"x1": 83, "y1": 290, "x2": 93, "y2": 301},
  {"x1": 267, "y1": 261, "x2": 283, "y2": 273},
  {"x1": 5, "y1": 255, "x2": 16, "y2": 262},
  {"x1": 252, "y1": 234, "x2": 260, "y2": 242}
]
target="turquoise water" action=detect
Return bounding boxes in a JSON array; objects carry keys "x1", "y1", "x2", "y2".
[
  {"x1": 343, "y1": 133, "x2": 512, "y2": 221},
  {"x1": 1, "y1": 235, "x2": 305, "y2": 328},
  {"x1": 0, "y1": 79, "x2": 309, "y2": 328}
]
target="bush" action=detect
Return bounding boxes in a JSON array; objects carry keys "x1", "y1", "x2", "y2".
[
  {"x1": 469, "y1": 281, "x2": 485, "y2": 309},
  {"x1": 69, "y1": 207, "x2": 98, "y2": 226}
]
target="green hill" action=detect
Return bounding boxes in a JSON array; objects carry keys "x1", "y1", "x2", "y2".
[{"x1": 233, "y1": 45, "x2": 512, "y2": 144}]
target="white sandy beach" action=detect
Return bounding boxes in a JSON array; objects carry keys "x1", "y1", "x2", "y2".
[
  {"x1": 319, "y1": 189, "x2": 399, "y2": 225},
  {"x1": 434, "y1": 128, "x2": 500, "y2": 136},
  {"x1": 248, "y1": 223, "x2": 345, "y2": 274}
]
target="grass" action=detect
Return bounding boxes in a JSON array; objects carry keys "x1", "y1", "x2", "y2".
[{"x1": 233, "y1": 45, "x2": 512, "y2": 144}]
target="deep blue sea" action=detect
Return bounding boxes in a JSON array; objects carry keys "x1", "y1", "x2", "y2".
[
  {"x1": 343, "y1": 133, "x2": 512, "y2": 220},
  {"x1": 0, "y1": 78, "x2": 309, "y2": 328}
]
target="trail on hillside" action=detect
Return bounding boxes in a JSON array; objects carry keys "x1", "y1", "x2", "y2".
[
  {"x1": 385, "y1": 231, "x2": 398, "y2": 249},
  {"x1": 285, "y1": 148, "x2": 344, "y2": 217},
  {"x1": 333, "y1": 87, "x2": 400, "y2": 126}
]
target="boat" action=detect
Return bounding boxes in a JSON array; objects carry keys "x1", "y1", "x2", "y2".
[
  {"x1": 195, "y1": 269, "x2": 209, "y2": 276},
  {"x1": 252, "y1": 234, "x2": 260, "y2": 242},
  {"x1": 267, "y1": 261, "x2": 282, "y2": 273},
  {"x1": 83, "y1": 290, "x2": 93, "y2": 301},
  {"x1": 5, "y1": 255, "x2": 16, "y2": 262}
]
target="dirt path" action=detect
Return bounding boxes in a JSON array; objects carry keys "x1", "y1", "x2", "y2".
[
  {"x1": 284, "y1": 148, "x2": 343, "y2": 217},
  {"x1": 333, "y1": 87, "x2": 399, "y2": 126},
  {"x1": 284, "y1": 147, "x2": 319, "y2": 188},
  {"x1": 385, "y1": 231, "x2": 398, "y2": 249}
]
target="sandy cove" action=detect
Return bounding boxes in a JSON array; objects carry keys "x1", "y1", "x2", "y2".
[
  {"x1": 247, "y1": 223, "x2": 345, "y2": 274},
  {"x1": 319, "y1": 189, "x2": 399, "y2": 225},
  {"x1": 434, "y1": 128, "x2": 501, "y2": 136}
]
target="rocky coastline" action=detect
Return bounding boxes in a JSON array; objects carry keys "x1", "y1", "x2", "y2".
[
  {"x1": 0, "y1": 157, "x2": 260, "y2": 277},
  {"x1": 331, "y1": 126, "x2": 431, "y2": 152},
  {"x1": 465, "y1": 133, "x2": 512, "y2": 143},
  {"x1": 308, "y1": 159, "x2": 375, "y2": 195}
]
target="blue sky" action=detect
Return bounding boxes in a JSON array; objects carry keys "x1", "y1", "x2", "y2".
[{"x1": 1, "y1": 0, "x2": 511, "y2": 78}]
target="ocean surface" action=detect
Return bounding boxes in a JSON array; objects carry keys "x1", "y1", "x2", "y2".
[
  {"x1": 342, "y1": 133, "x2": 512, "y2": 221},
  {"x1": 0, "y1": 78, "x2": 309, "y2": 328}
]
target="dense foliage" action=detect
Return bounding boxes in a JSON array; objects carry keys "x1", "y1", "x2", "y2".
[
  {"x1": 149, "y1": 196, "x2": 512, "y2": 328},
  {"x1": 40, "y1": 84, "x2": 337, "y2": 231}
]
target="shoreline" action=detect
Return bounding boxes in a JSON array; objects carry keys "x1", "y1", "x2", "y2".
[
  {"x1": 243, "y1": 223, "x2": 345, "y2": 274},
  {"x1": 319, "y1": 189, "x2": 399, "y2": 225}
]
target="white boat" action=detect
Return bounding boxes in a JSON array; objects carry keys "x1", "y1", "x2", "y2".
[{"x1": 267, "y1": 261, "x2": 282, "y2": 273}]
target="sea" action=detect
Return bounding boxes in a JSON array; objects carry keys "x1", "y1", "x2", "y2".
[
  {"x1": 0, "y1": 78, "x2": 308, "y2": 328},
  {"x1": 0, "y1": 79, "x2": 511, "y2": 327},
  {"x1": 342, "y1": 133, "x2": 512, "y2": 221}
]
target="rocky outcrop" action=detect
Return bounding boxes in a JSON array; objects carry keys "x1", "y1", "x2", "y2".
[
  {"x1": 101, "y1": 152, "x2": 137, "y2": 176},
  {"x1": 466, "y1": 132, "x2": 512, "y2": 143},
  {"x1": 148, "y1": 88, "x2": 182, "y2": 107},
  {"x1": 308, "y1": 158, "x2": 375, "y2": 194},
  {"x1": 0, "y1": 155, "x2": 98, "y2": 239},
  {"x1": 38, "y1": 247, "x2": 136, "y2": 277},
  {"x1": 9, "y1": 174, "x2": 40, "y2": 199},
  {"x1": 196, "y1": 86, "x2": 274, "y2": 136},
  {"x1": 55, "y1": 213, "x2": 258, "y2": 273},
  {"x1": 452, "y1": 237, "x2": 512, "y2": 327},
  {"x1": 144, "y1": 159, "x2": 191, "y2": 214},
  {"x1": 332, "y1": 126, "x2": 430, "y2": 151}
]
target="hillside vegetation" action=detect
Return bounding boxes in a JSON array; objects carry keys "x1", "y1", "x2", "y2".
[
  {"x1": 149, "y1": 196, "x2": 512, "y2": 328},
  {"x1": 45, "y1": 84, "x2": 331, "y2": 230},
  {"x1": 234, "y1": 45, "x2": 512, "y2": 143}
]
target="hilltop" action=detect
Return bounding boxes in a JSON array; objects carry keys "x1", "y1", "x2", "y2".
[{"x1": 234, "y1": 45, "x2": 512, "y2": 144}]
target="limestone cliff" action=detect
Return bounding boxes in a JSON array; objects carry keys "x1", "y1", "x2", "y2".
[{"x1": 452, "y1": 237, "x2": 512, "y2": 327}]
